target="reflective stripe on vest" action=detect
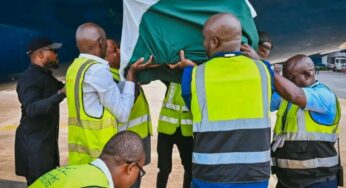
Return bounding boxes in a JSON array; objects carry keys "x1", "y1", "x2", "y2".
[
  {"x1": 162, "y1": 102, "x2": 189, "y2": 112},
  {"x1": 68, "y1": 117, "x2": 115, "y2": 130},
  {"x1": 193, "y1": 150, "x2": 271, "y2": 165},
  {"x1": 274, "y1": 97, "x2": 340, "y2": 142},
  {"x1": 272, "y1": 155, "x2": 339, "y2": 169},
  {"x1": 275, "y1": 132, "x2": 337, "y2": 142},
  {"x1": 118, "y1": 114, "x2": 150, "y2": 132},
  {"x1": 68, "y1": 143, "x2": 100, "y2": 158},
  {"x1": 110, "y1": 67, "x2": 152, "y2": 139},
  {"x1": 191, "y1": 56, "x2": 271, "y2": 182},
  {"x1": 158, "y1": 83, "x2": 193, "y2": 136},
  {"x1": 159, "y1": 115, "x2": 179, "y2": 124},
  {"x1": 181, "y1": 119, "x2": 193, "y2": 125}
]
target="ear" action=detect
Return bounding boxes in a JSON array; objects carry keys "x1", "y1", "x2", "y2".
[
  {"x1": 125, "y1": 162, "x2": 136, "y2": 175},
  {"x1": 211, "y1": 36, "x2": 220, "y2": 49},
  {"x1": 37, "y1": 50, "x2": 45, "y2": 59}
]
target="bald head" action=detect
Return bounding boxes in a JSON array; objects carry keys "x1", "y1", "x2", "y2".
[
  {"x1": 284, "y1": 54, "x2": 314, "y2": 73},
  {"x1": 203, "y1": 13, "x2": 242, "y2": 57},
  {"x1": 283, "y1": 54, "x2": 316, "y2": 87},
  {"x1": 76, "y1": 22, "x2": 107, "y2": 58}
]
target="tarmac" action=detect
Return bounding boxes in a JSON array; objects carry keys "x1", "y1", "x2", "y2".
[{"x1": 0, "y1": 71, "x2": 345, "y2": 188}]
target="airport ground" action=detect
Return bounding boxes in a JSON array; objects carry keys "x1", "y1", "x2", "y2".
[{"x1": 0, "y1": 71, "x2": 345, "y2": 188}]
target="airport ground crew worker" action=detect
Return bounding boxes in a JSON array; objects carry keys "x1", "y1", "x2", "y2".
[
  {"x1": 156, "y1": 82, "x2": 193, "y2": 188},
  {"x1": 106, "y1": 39, "x2": 153, "y2": 188},
  {"x1": 270, "y1": 55, "x2": 341, "y2": 188},
  {"x1": 173, "y1": 13, "x2": 272, "y2": 187},
  {"x1": 15, "y1": 37, "x2": 65, "y2": 186},
  {"x1": 30, "y1": 131, "x2": 146, "y2": 188},
  {"x1": 66, "y1": 23, "x2": 152, "y2": 165}
]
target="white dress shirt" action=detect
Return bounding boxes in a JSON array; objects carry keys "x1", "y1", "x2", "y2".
[
  {"x1": 79, "y1": 53, "x2": 135, "y2": 123},
  {"x1": 91, "y1": 159, "x2": 114, "y2": 188}
]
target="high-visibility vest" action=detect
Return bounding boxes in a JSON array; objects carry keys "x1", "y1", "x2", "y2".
[
  {"x1": 29, "y1": 163, "x2": 109, "y2": 188},
  {"x1": 66, "y1": 58, "x2": 117, "y2": 165},
  {"x1": 111, "y1": 68, "x2": 152, "y2": 139},
  {"x1": 272, "y1": 90, "x2": 340, "y2": 187},
  {"x1": 190, "y1": 55, "x2": 271, "y2": 183},
  {"x1": 158, "y1": 83, "x2": 193, "y2": 137},
  {"x1": 110, "y1": 67, "x2": 120, "y2": 82}
]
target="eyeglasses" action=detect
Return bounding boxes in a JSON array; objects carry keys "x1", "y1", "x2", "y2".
[
  {"x1": 127, "y1": 161, "x2": 146, "y2": 178},
  {"x1": 259, "y1": 43, "x2": 272, "y2": 51}
]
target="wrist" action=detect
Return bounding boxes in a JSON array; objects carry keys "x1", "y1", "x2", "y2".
[{"x1": 126, "y1": 69, "x2": 136, "y2": 82}]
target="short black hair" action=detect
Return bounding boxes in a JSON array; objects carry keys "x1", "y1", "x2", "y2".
[{"x1": 100, "y1": 131, "x2": 144, "y2": 164}]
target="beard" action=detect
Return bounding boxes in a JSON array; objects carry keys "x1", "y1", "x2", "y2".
[{"x1": 45, "y1": 60, "x2": 59, "y2": 69}]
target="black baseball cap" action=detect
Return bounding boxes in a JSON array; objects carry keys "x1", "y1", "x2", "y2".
[{"x1": 27, "y1": 36, "x2": 62, "y2": 55}]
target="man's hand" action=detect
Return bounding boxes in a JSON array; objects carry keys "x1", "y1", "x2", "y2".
[
  {"x1": 241, "y1": 44, "x2": 261, "y2": 60},
  {"x1": 129, "y1": 55, "x2": 154, "y2": 72},
  {"x1": 127, "y1": 55, "x2": 154, "y2": 82},
  {"x1": 168, "y1": 50, "x2": 196, "y2": 69}
]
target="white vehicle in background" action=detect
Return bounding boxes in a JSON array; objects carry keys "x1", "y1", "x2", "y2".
[{"x1": 334, "y1": 57, "x2": 346, "y2": 72}]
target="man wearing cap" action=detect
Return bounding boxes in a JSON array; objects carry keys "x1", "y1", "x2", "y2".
[{"x1": 15, "y1": 36, "x2": 66, "y2": 185}]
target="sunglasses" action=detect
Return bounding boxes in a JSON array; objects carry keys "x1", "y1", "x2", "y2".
[
  {"x1": 42, "y1": 48, "x2": 57, "y2": 54},
  {"x1": 127, "y1": 161, "x2": 146, "y2": 178}
]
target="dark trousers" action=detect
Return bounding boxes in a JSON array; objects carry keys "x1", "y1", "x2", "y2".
[{"x1": 156, "y1": 128, "x2": 193, "y2": 188}]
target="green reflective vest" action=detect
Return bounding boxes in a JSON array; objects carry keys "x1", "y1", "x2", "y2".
[
  {"x1": 111, "y1": 68, "x2": 152, "y2": 139},
  {"x1": 66, "y1": 58, "x2": 116, "y2": 165},
  {"x1": 272, "y1": 95, "x2": 341, "y2": 186},
  {"x1": 158, "y1": 83, "x2": 193, "y2": 137},
  {"x1": 190, "y1": 55, "x2": 271, "y2": 183},
  {"x1": 29, "y1": 164, "x2": 109, "y2": 188}
]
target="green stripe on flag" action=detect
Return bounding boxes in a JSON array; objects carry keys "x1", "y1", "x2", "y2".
[{"x1": 123, "y1": 0, "x2": 258, "y2": 83}]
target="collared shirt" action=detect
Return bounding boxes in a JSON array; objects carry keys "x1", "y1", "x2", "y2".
[
  {"x1": 91, "y1": 159, "x2": 114, "y2": 188},
  {"x1": 270, "y1": 81, "x2": 337, "y2": 125},
  {"x1": 79, "y1": 53, "x2": 135, "y2": 123}
]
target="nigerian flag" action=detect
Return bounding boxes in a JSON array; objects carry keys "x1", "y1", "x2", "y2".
[{"x1": 120, "y1": 0, "x2": 258, "y2": 83}]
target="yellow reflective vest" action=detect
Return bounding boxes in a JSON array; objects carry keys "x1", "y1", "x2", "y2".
[
  {"x1": 190, "y1": 54, "x2": 271, "y2": 183},
  {"x1": 29, "y1": 163, "x2": 109, "y2": 188},
  {"x1": 66, "y1": 58, "x2": 116, "y2": 165},
  {"x1": 111, "y1": 68, "x2": 152, "y2": 139},
  {"x1": 272, "y1": 93, "x2": 341, "y2": 187},
  {"x1": 158, "y1": 83, "x2": 193, "y2": 137}
]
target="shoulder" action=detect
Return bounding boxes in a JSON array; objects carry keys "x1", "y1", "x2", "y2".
[
  {"x1": 84, "y1": 63, "x2": 111, "y2": 79},
  {"x1": 86, "y1": 62, "x2": 109, "y2": 72},
  {"x1": 304, "y1": 82, "x2": 336, "y2": 100},
  {"x1": 17, "y1": 68, "x2": 41, "y2": 87},
  {"x1": 303, "y1": 82, "x2": 337, "y2": 112}
]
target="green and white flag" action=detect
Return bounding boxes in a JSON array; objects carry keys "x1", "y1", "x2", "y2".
[{"x1": 120, "y1": 0, "x2": 258, "y2": 83}]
